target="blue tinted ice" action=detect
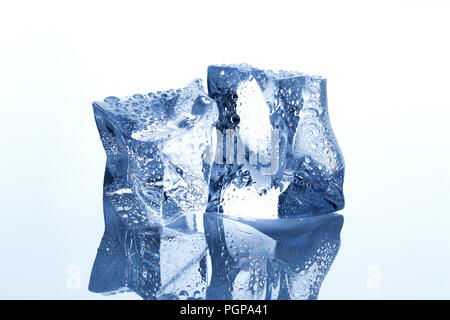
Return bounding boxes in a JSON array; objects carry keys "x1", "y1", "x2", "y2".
[
  {"x1": 89, "y1": 214, "x2": 208, "y2": 299},
  {"x1": 89, "y1": 212, "x2": 342, "y2": 299},
  {"x1": 204, "y1": 213, "x2": 343, "y2": 300},
  {"x1": 93, "y1": 80, "x2": 218, "y2": 227},
  {"x1": 207, "y1": 64, "x2": 345, "y2": 218},
  {"x1": 90, "y1": 65, "x2": 345, "y2": 300}
]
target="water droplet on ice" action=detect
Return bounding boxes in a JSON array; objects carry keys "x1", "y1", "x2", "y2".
[
  {"x1": 104, "y1": 96, "x2": 120, "y2": 104},
  {"x1": 178, "y1": 290, "x2": 189, "y2": 300},
  {"x1": 230, "y1": 113, "x2": 240, "y2": 124}
]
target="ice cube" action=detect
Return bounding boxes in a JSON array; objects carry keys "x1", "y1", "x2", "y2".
[
  {"x1": 203, "y1": 212, "x2": 343, "y2": 300},
  {"x1": 207, "y1": 64, "x2": 345, "y2": 218},
  {"x1": 93, "y1": 79, "x2": 219, "y2": 227}
]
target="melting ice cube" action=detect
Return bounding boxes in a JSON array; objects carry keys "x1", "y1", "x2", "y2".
[
  {"x1": 93, "y1": 79, "x2": 219, "y2": 227},
  {"x1": 90, "y1": 65, "x2": 345, "y2": 300},
  {"x1": 207, "y1": 64, "x2": 345, "y2": 218}
]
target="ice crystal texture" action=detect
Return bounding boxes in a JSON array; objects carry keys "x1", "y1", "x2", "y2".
[
  {"x1": 207, "y1": 64, "x2": 345, "y2": 218},
  {"x1": 93, "y1": 80, "x2": 218, "y2": 227}
]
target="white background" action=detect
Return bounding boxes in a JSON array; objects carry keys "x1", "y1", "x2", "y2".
[{"x1": 0, "y1": 0, "x2": 449, "y2": 299}]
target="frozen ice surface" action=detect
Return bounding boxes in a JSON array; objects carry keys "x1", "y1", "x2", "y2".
[
  {"x1": 203, "y1": 212, "x2": 343, "y2": 300},
  {"x1": 93, "y1": 80, "x2": 218, "y2": 227},
  {"x1": 207, "y1": 64, "x2": 345, "y2": 218},
  {"x1": 89, "y1": 213, "x2": 208, "y2": 300}
]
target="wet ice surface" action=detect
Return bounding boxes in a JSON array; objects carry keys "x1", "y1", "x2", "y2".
[
  {"x1": 207, "y1": 64, "x2": 345, "y2": 218},
  {"x1": 89, "y1": 212, "x2": 343, "y2": 300},
  {"x1": 90, "y1": 66, "x2": 345, "y2": 299},
  {"x1": 93, "y1": 80, "x2": 218, "y2": 227}
]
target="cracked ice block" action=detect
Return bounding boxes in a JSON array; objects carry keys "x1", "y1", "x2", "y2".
[
  {"x1": 93, "y1": 80, "x2": 218, "y2": 227},
  {"x1": 203, "y1": 213, "x2": 343, "y2": 300},
  {"x1": 207, "y1": 64, "x2": 345, "y2": 218}
]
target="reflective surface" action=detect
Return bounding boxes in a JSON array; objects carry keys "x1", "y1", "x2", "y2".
[{"x1": 89, "y1": 212, "x2": 343, "y2": 300}]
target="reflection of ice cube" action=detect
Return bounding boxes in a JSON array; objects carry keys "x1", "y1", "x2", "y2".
[
  {"x1": 207, "y1": 64, "x2": 344, "y2": 218},
  {"x1": 203, "y1": 213, "x2": 277, "y2": 300},
  {"x1": 158, "y1": 228, "x2": 207, "y2": 299},
  {"x1": 89, "y1": 211, "x2": 208, "y2": 300},
  {"x1": 222, "y1": 217, "x2": 276, "y2": 300},
  {"x1": 125, "y1": 224, "x2": 208, "y2": 300},
  {"x1": 93, "y1": 80, "x2": 218, "y2": 227},
  {"x1": 203, "y1": 212, "x2": 343, "y2": 300}
]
